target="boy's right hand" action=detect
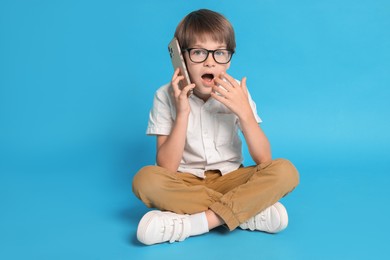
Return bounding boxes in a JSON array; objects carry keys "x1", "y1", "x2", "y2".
[{"x1": 171, "y1": 68, "x2": 195, "y2": 116}]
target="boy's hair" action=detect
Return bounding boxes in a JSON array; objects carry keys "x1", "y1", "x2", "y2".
[{"x1": 174, "y1": 9, "x2": 236, "y2": 51}]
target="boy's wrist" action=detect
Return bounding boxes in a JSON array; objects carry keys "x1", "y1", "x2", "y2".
[
  {"x1": 176, "y1": 109, "x2": 191, "y2": 118},
  {"x1": 238, "y1": 112, "x2": 257, "y2": 126},
  {"x1": 175, "y1": 111, "x2": 191, "y2": 125}
]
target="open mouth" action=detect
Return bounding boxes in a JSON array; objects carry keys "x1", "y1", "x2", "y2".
[{"x1": 201, "y1": 73, "x2": 214, "y2": 83}]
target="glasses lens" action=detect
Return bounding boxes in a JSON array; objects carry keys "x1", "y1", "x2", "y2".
[
  {"x1": 189, "y1": 49, "x2": 208, "y2": 62},
  {"x1": 213, "y1": 50, "x2": 232, "y2": 64}
]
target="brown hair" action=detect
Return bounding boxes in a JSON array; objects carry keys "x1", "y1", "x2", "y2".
[{"x1": 174, "y1": 9, "x2": 236, "y2": 51}]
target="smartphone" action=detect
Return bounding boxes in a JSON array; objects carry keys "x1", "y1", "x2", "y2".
[{"x1": 168, "y1": 37, "x2": 192, "y2": 92}]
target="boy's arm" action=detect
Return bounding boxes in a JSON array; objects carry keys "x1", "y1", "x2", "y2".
[
  {"x1": 156, "y1": 68, "x2": 195, "y2": 172},
  {"x1": 239, "y1": 111, "x2": 272, "y2": 164},
  {"x1": 211, "y1": 73, "x2": 272, "y2": 164},
  {"x1": 156, "y1": 113, "x2": 189, "y2": 172}
]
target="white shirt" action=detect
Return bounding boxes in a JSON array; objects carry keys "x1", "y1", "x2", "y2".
[{"x1": 146, "y1": 82, "x2": 262, "y2": 178}]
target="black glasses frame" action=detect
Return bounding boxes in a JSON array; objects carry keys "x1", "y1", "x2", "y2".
[{"x1": 184, "y1": 48, "x2": 234, "y2": 64}]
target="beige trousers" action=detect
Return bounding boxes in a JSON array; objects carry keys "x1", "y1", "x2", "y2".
[{"x1": 132, "y1": 158, "x2": 299, "y2": 230}]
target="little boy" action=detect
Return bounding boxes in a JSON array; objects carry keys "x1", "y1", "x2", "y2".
[{"x1": 132, "y1": 9, "x2": 299, "y2": 246}]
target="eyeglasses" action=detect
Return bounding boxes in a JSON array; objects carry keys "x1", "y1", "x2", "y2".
[{"x1": 184, "y1": 48, "x2": 234, "y2": 64}]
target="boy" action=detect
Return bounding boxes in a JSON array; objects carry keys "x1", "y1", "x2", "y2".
[{"x1": 132, "y1": 9, "x2": 299, "y2": 246}]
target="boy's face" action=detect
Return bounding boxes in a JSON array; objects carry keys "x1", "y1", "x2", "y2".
[{"x1": 184, "y1": 36, "x2": 231, "y2": 101}]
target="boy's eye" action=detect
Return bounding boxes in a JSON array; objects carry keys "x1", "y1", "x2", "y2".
[
  {"x1": 215, "y1": 50, "x2": 227, "y2": 56},
  {"x1": 193, "y1": 49, "x2": 207, "y2": 56}
]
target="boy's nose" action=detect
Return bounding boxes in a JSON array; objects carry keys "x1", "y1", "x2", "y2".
[{"x1": 204, "y1": 53, "x2": 216, "y2": 67}]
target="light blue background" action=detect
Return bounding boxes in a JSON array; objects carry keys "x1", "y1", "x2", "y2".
[{"x1": 1, "y1": 0, "x2": 389, "y2": 259}]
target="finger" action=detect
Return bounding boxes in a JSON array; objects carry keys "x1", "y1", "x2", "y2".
[
  {"x1": 212, "y1": 84, "x2": 228, "y2": 97},
  {"x1": 241, "y1": 76, "x2": 248, "y2": 94},
  {"x1": 172, "y1": 74, "x2": 184, "y2": 84},
  {"x1": 172, "y1": 67, "x2": 180, "y2": 79},
  {"x1": 171, "y1": 78, "x2": 186, "y2": 97},
  {"x1": 220, "y1": 72, "x2": 238, "y2": 88},
  {"x1": 180, "y1": 83, "x2": 196, "y2": 97},
  {"x1": 171, "y1": 66, "x2": 183, "y2": 80},
  {"x1": 214, "y1": 77, "x2": 233, "y2": 92},
  {"x1": 210, "y1": 91, "x2": 228, "y2": 103}
]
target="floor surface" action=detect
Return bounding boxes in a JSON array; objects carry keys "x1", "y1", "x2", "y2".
[{"x1": 1, "y1": 154, "x2": 389, "y2": 260}]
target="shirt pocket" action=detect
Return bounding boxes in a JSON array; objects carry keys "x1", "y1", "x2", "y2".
[{"x1": 214, "y1": 113, "x2": 237, "y2": 147}]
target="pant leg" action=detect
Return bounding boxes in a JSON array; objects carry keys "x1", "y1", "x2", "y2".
[
  {"x1": 133, "y1": 159, "x2": 299, "y2": 230},
  {"x1": 132, "y1": 165, "x2": 223, "y2": 214},
  {"x1": 209, "y1": 158, "x2": 300, "y2": 230}
]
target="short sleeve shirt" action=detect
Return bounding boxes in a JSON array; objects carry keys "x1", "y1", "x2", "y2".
[{"x1": 147, "y1": 82, "x2": 262, "y2": 178}]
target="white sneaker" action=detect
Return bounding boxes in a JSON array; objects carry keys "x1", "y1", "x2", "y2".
[
  {"x1": 137, "y1": 210, "x2": 191, "y2": 245},
  {"x1": 239, "y1": 202, "x2": 288, "y2": 233}
]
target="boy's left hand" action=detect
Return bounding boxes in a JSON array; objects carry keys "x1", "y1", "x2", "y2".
[{"x1": 211, "y1": 72, "x2": 253, "y2": 120}]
